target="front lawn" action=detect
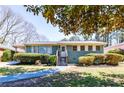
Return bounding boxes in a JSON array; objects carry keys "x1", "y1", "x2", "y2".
[
  {"x1": 36, "y1": 64, "x2": 124, "y2": 87},
  {"x1": 1, "y1": 64, "x2": 124, "y2": 87},
  {"x1": 0, "y1": 65, "x2": 54, "y2": 75}
]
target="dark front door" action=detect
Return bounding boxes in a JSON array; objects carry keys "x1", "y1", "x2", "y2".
[{"x1": 61, "y1": 46, "x2": 65, "y2": 52}]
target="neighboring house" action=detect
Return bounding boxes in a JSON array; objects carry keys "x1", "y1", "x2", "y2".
[
  {"x1": 13, "y1": 44, "x2": 25, "y2": 53},
  {"x1": 14, "y1": 41, "x2": 106, "y2": 65},
  {"x1": 104, "y1": 42, "x2": 124, "y2": 53},
  {"x1": 0, "y1": 44, "x2": 25, "y2": 61}
]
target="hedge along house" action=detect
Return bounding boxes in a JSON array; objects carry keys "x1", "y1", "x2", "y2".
[{"x1": 14, "y1": 41, "x2": 106, "y2": 65}]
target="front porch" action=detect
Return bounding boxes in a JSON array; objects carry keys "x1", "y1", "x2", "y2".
[{"x1": 56, "y1": 45, "x2": 68, "y2": 66}]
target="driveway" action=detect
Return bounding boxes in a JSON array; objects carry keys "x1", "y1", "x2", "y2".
[
  {"x1": 0, "y1": 62, "x2": 8, "y2": 67},
  {"x1": 0, "y1": 61, "x2": 20, "y2": 67}
]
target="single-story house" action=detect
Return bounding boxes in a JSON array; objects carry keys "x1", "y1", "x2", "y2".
[{"x1": 14, "y1": 41, "x2": 106, "y2": 65}]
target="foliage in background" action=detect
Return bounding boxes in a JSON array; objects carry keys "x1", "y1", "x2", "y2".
[
  {"x1": 25, "y1": 5, "x2": 124, "y2": 36},
  {"x1": 108, "y1": 48, "x2": 124, "y2": 55},
  {"x1": 24, "y1": 5, "x2": 124, "y2": 46},
  {"x1": 1, "y1": 49, "x2": 12, "y2": 62}
]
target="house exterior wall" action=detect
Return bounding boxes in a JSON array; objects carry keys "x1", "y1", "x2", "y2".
[
  {"x1": 26, "y1": 46, "x2": 32, "y2": 53},
  {"x1": 67, "y1": 45, "x2": 103, "y2": 64},
  {"x1": 25, "y1": 44, "x2": 104, "y2": 64},
  {"x1": 52, "y1": 46, "x2": 59, "y2": 55},
  {"x1": 26, "y1": 45, "x2": 59, "y2": 55}
]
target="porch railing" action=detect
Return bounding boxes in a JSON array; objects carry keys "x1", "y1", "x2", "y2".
[{"x1": 56, "y1": 50, "x2": 60, "y2": 65}]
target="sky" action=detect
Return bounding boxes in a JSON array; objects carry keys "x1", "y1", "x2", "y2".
[{"x1": 8, "y1": 5, "x2": 72, "y2": 41}]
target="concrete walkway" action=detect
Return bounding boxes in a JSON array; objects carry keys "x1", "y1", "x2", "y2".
[
  {"x1": 0, "y1": 66, "x2": 66, "y2": 84},
  {"x1": 0, "y1": 62, "x2": 8, "y2": 67},
  {"x1": 0, "y1": 61, "x2": 20, "y2": 67},
  {"x1": 7, "y1": 61, "x2": 20, "y2": 65}
]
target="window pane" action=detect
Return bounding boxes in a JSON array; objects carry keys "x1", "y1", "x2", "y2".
[
  {"x1": 26, "y1": 46, "x2": 31, "y2": 52},
  {"x1": 88, "y1": 46, "x2": 92, "y2": 51},
  {"x1": 73, "y1": 46, "x2": 77, "y2": 51},
  {"x1": 34, "y1": 46, "x2": 38, "y2": 53},
  {"x1": 39, "y1": 46, "x2": 52, "y2": 54},
  {"x1": 80, "y1": 46, "x2": 85, "y2": 51},
  {"x1": 96, "y1": 46, "x2": 101, "y2": 51},
  {"x1": 47, "y1": 46, "x2": 52, "y2": 54}
]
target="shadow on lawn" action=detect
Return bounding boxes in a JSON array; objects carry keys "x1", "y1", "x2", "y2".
[
  {"x1": 0, "y1": 72, "x2": 124, "y2": 87},
  {"x1": 41, "y1": 72, "x2": 124, "y2": 87},
  {"x1": 99, "y1": 72, "x2": 124, "y2": 79}
]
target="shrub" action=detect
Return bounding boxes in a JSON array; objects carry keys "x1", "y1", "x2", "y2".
[
  {"x1": 108, "y1": 48, "x2": 124, "y2": 55},
  {"x1": 78, "y1": 56, "x2": 95, "y2": 66},
  {"x1": 108, "y1": 48, "x2": 124, "y2": 61},
  {"x1": 11, "y1": 51, "x2": 15, "y2": 60},
  {"x1": 13, "y1": 53, "x2": 57, "y2": 65},
  {"x1": 14, "y1": 53, "x2": 41, "y2": 63},
  {"x1": 40, "y1": 54, "x2": 49, "y2": 64},
  {"x1": 48, "y1": 55, "x2": 57, "y2": 65},
  {"x1": 1, "y1": 49, "x2": 12, "y2": 62},
  {"x1": 105, "y1": 53, "x2": 123, "y2": 65},
  {"x1": 87, "y1": 53, "x2": 105, "y2": 65},
  {"x1": 13, "y1": 53, "x2": 49, "y2": 64},
  {"x1": 122, "y1": 57, "x2": 124, "y2": 62}
]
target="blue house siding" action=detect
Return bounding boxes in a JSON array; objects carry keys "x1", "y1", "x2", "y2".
[
  {"x1": 25, "y1": 44, "x2": 104, "y2": 64},
  {"x1": 26, "y1": 45, "x2": 59, "y2": 54},
  {"x1": 52, "y1": 46, "x2": 59, "y2": 55},
  {"x1": 67, "y1": 45, "x2": 103, "y2": 64},
  {"x1": 26, "y1": 46, "x2": 32, "y2": 53},
  {"x1": 26, "y1": 46, "x2": 53, "y2": 54}
]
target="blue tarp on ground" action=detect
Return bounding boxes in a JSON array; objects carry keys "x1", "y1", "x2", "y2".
[{"x1": 0, "y1": 66, "x2": 66, "y2": 84}]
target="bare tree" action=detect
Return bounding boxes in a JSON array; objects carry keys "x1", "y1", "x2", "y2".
[
  {"x1": 17, "y1": 21, "x2": 47, "y2": 44},
  {"x1": 0, "y1": 6, "x2": 24, "y2": 44},
  {"x1": 0, "y1": 6, "x2": 48, "y2": 46}
]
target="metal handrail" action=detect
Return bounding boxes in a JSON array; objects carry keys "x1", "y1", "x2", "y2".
[
  {"x1": 56, "y1": 48, "x2": 68, "y2": 66},
  {"x1": 56, "y1": 50, "x2": 59, "y2": 65}
]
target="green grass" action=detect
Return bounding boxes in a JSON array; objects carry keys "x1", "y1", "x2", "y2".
[{"x1": 0, "y1": 66, "x2": 54, "y2": 75}]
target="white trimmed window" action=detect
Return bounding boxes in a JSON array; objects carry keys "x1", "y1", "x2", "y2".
[
  {"x1": 80, "y1": 46, "x2": 85, "y2": 51},
  {"x1": 72, "y1": 46, "x2": 77, "y2": 51},
  {"x1": 88, "y1": 46, "x2": 93, "y2": 51},
  {"x1": 96, "y1": 46, "x2": 101, "y2": 51}
]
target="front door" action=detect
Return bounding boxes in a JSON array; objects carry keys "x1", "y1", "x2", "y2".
[
  {"x1": 60, "y1": 46, "x2": 67, "y2": 65},
  {"x1": 60, "y1": 46, "x2": 67, "y2": 57},
  {"x1": 61, "y1": 46, "x2": 66, "y2": 52}
]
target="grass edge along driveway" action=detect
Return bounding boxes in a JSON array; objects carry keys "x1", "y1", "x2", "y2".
[{"x1": 0, "y1": 65, "x2": 54, "y2": 75}]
